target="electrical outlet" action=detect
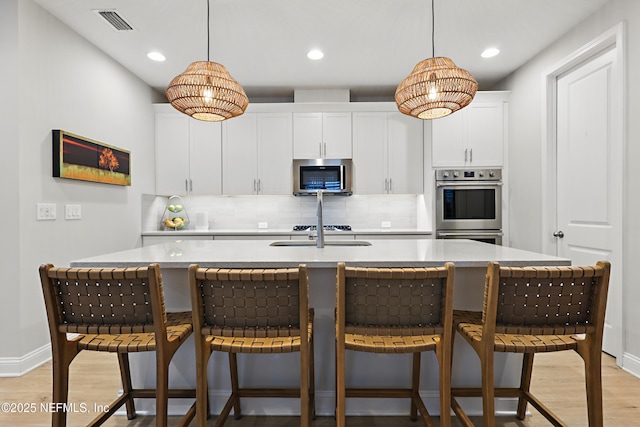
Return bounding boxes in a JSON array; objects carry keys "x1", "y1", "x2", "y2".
[
  {"x1": 37, "y1": 203, "x2": 57, "y2": 220},
  {"x1": 381, "y1": 221, "x2": 391, "y2": 228},
  {"x1": 258, "y1": 221, "x2": 268, "y2": 229},
  {"x1": 65, "y1": 204, "x2": 82, "y2": 220}
]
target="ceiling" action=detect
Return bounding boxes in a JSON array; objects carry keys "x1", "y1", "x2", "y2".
[{"x1": 33, "y1": 0, "x2": 610, "y2": 101}]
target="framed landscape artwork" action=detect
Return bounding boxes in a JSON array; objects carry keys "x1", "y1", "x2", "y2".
[{"x1": 52, "y1": 130, "x2": 131, "y2": 186}]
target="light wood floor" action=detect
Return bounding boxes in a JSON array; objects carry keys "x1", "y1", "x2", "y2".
[{"x1": 1, "y1": 350, "x2": 638, "y2": 426}]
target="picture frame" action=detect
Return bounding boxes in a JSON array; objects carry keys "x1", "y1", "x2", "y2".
[{"x1": 52, "y1": 130, "x2": 131, "y2": 186}]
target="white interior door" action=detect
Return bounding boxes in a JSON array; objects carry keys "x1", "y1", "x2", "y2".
[{"x1": 556, "y1": 47, "x2": 622, "y2": 358}]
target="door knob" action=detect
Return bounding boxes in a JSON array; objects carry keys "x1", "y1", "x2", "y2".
[{"x1": 553, "y1": 231, "x2": 565, "y2": 238}]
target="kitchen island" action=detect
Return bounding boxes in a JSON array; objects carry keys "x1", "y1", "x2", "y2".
[{"x1": 71, "y1": 239, "x2": 570, "y2": 417}]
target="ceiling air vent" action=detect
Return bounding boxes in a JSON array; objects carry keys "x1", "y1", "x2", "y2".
[{"x1": 94, "y1": 10, "x2": 134, "y2": 31}]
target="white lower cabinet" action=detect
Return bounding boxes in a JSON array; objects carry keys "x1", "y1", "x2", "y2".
[
  {"x1": 353, "y1": 112, "x2": 423, "y2": 194},
  {"x1": 223, "y1": 112, "x2": 292, "y2": 195}
]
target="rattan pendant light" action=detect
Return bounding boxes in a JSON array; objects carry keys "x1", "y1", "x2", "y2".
[
  {"x1": 395, "y1": 0, "x2": 477, "y2": 120},
  {"x1": 166, "y1": 0, "x2": 248, "y2": 121}
]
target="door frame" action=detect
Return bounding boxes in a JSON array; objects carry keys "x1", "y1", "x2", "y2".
[{"x1": 541, "y1": 22, "x2": 625, "y2": 362}]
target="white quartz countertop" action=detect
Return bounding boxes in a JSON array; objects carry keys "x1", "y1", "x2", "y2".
[{"x1": 71, "y1": 239, "x2": 570, "y2": 269}]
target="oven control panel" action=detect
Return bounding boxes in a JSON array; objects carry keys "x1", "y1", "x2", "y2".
[{"x1": 436, "y1": 169, "x2": 502, "y2": 181}]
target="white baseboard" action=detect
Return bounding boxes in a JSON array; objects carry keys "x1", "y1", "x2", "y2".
[
  {"x1": 0, "y1": 344, "x2": 51, "y2": 377},
  {"x1": 621, "y1": 352, "x2": 640, "y2": 379}
]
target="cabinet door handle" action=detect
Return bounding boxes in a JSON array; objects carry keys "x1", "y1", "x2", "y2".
[
  {"x1": 319, "y1": 142, "x2": 323, "y2": 157},
  {"x1": 189, "y1": 179, "x2": 193, "y2": 193},
  {"x1": 389, "y1": 178, "x2": 392, "y2": 193},
  {"x1": 470, "y1": 148, "x2": 473, "y2": 163},
  {"x1": 185, "y1": 179, "x2": 189, "y2": 193},
  {"x1": 323, "y1": 142, "x2": 327, "y2": 158},
  {"x1": 464, "y1": 148, "x2": 468, "y2": 163},
  {"x1": 258, "y1": 179, "x2": 262, "y2": 193},
  {"x1": 384, "y1": 178, "x2": 388, "y2": 192},
  {"x1": 253, "y1": 179, "x2": 257, "y2": 192}
]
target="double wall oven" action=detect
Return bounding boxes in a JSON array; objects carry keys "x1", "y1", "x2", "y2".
[{"x1": 435, "y1": 168, "x2": 503, "y2": 245}]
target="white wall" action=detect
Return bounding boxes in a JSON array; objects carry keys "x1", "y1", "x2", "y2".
[
  {"x1": 0, "y1": 0, "x2": 157, "y2": 374},
  {"x1": 0, "y1": 1, "x2": 22, "y2": 364},
  {"x1": 502, "y1": 0, "x2": 640, "y2": 373}
]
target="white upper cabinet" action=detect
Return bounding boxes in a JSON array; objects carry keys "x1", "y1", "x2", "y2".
[
  {"x1": 353, "y1": 113, "x2": 387, "y2": 194},
  {"x1": 387, "y1": 112, "x2": 424, "y2": 194},
  {"x1": 293, "y1": 112, "x2": 352, "y2": 159},
  {"x1": 353, "y1": 112, "x2": 423, "y2": 194},
  {"x1": 222, "y1": 113, "x2": 258, "y2": 195},
  {"x1": 431, "y1": 95, "x2": 507, "y2": 168},
  {"x1": 189, "y1": 119, "x2": 223, "y2": 195},
  {"x1": 223, "y1": 112, "x2": 292, "y2": 195},
  {"x1": 155, "y1": 108, "x2": 222, "y2": 196},
  {"x1": 257, "y1": 113, "x2": 293, "y2": 195}
]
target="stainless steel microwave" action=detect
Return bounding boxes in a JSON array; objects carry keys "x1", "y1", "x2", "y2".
[{"x1": 293, "y1": 158, "x2": 353, "y2": 196}]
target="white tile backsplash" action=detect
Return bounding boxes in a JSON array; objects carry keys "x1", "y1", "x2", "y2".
[{"x1": 142, "y1": 194, "x2": 425, "y2": 231}]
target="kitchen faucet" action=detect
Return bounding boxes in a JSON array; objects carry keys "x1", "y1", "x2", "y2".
[{"x1": 316, "y1": 190, "x2": 324, "y2": 248}]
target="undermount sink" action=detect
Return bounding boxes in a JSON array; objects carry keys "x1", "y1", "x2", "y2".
[{"x1": 270, "y1": 240, "x2": 372, "y2": 247}]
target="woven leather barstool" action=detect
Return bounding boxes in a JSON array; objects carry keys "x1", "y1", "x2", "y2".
[
  {"x1": 451, "y1": 261, "x2": 611, "y2": 427},
  {"x1": 335, "y1": 262, "x2": 456, "y2": 427},
  {"x1": 188, "y1": 264, "x2": 315, "y2": 427},
  {"x1": 39, "y1": 263, "x2": 195, "y2": 427}
]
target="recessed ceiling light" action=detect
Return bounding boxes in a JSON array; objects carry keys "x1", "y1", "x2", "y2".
[
  {"x1": 147, "y1": 51, "x2": 166, "y2": 62},
  {"x1": 307, "y1": 49, "x2": 324, "y2": 60},
  {"x1": 481, "y1": 48, "x2": 500, "y2": 58}
]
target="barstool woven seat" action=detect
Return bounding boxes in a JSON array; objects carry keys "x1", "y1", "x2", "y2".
[
  {"x1": 451, "y1": 261, "x2": 611, "y2": 427},
  {"x1": 73, "y1": 311, "x2": 193, "y2": 352},
  {"x1": 336, "y1": 262, "x2": 456, "y2": 427},
  {"x1": 39, "y1": 263, "x2": 195, "y2": 427},
  {"x1": 188, "y1": 264, "x2": 314, "y2": 427}
]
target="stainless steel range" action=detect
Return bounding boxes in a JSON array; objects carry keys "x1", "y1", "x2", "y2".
[{"x1": 435, "y1": 168, "x2": 503, "y2": 245}]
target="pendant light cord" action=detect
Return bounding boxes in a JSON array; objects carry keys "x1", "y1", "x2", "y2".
[
  {"x1": 431, "y1": 0, "x2": 435, "y2": 58},
  {"x1": 207, "y1": 0, "x2": 211, "y2": 61}
]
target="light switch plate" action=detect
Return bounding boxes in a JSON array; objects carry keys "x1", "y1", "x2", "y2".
[
  {"x1": 65, "y1": 204, "x2": 82, "y2": 220},
  {"x1": 37, "y1": 203, "x2": 56, "y2": 220},
  {"x1": 258, "y1": 221, "x2": 268, "y2": 229},
  {"x1": 381, "y1": 221, "x2": 391, "y2": 228}
]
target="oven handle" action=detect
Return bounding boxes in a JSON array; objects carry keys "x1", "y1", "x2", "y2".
[
  {"x1": 436, "y1": 231, "x2": 504, "y2": 237},
  {"x1": 436, "y1": 181, "x2": 503, "y2": 187}
]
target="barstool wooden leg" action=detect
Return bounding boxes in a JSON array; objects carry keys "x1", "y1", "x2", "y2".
[
  {"x1": 51, "y1": 340, "x2": 80, "y2": 427},
  {"x1": 195, "y1": 345, "x2": 212, "y2": 427},
  {"x1": 155, "y1": 356, "x2": 170, "y2": 427},
  {"x1": 481, "y1": 350, "x2": 496, "y2": 427},
  {"x1": 517, "y1": 353, "x2": 534, "y2": 419},
  {"x1": 582, "y1": 346, "x2": 604, "y2": 427},
  {"x1": 51, "y1": 354, "x2": 70, "y2": 427},
  {"x1": 410, "y1": 352, "x2": 420, "y2": 421},
  {"x1": 117, "y1": 353, "x2": 137, "y2": 420},
  {"x1": 309, "y1": 332, "x2": 315, "y2": 419},
  {"x1": 300, "y1": 342, "x2": 310, "y2": 427},
  {"x1": 229, "y1": 353, "x2": 242, "y2": 419},
  {"x1": 438, "y1": 342, "x2": 452, "y2": 427},
  {"x1": 336, "y1": 343, "x2": 346, "y2": 427}
]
